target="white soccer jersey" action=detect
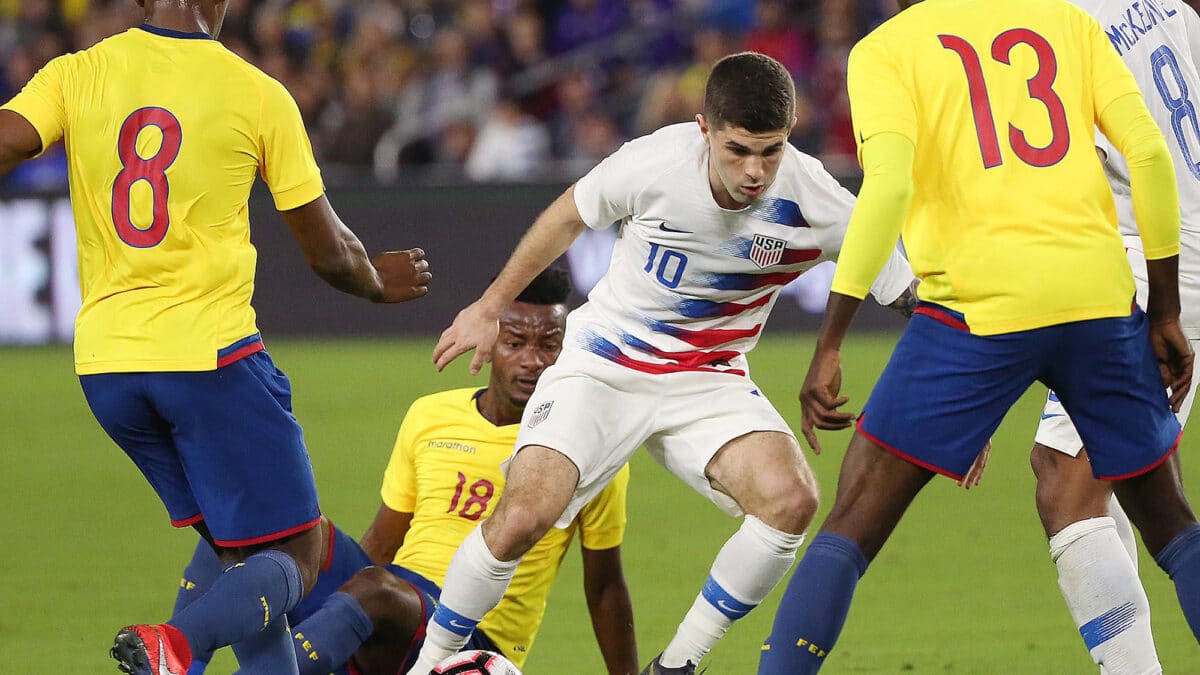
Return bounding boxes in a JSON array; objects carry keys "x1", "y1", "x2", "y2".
[
  {"x1": 1071, "y1": 0, "x2": 1200, "y2": 328},
  {"x1": 568, "y1": 123, "x2": 912, "y2": 376}
]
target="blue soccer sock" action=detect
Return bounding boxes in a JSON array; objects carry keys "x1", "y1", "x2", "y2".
[
  {"x1": 291, "y1": 592, "x2": 375, "y2": 675},
  {"x1": 169, "y1": 549, "x2": 305, "y2": 663},
  {"x1": 758, "y1": 532, "x2": 869, "y2": 675},
  {"x1": 174, "y1": 539, "x2": 228, "y2": 671},
  {"x1": 1154, "y1": 523, "x2": 1200, "y2": 641},
  {"x1": 230, "y1": 615, "x2": 297, "y2": 675}
]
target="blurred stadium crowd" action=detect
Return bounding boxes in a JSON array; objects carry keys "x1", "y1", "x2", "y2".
[{"x1": 7, "y1": 0, "x2": 1197, "y2": 191}]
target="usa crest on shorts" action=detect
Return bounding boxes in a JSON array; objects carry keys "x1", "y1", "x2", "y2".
[
  {"x1": 750, "y1": 234, "x2": 786, "y2": 268},
  {"x1": 527, "y1": 401, "x2": 554, "y2": 428}
]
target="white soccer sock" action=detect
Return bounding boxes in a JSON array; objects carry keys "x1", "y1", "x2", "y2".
[
  {"x1": 405, "y1": 526, "x2": 520, "y2": 675},
  {"x1": 1107, "y1": 493, "x2": 1139, "y2": 572},
  {"x1": 1050, "y1": 517, "x2": 1160, "y2": 675},
  {"x1": 660, "y1": 516, "x2": 804, "y2": 668}
]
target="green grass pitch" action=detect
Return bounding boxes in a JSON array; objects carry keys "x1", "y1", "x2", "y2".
[{"x1": 2, "y1": 335, "x2": 1197, "y2": 673}]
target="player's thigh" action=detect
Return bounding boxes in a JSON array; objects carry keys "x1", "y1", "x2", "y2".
[
  {"x1": 78, "y1": 372, "x2": 200, "y2": 525},
  {"x1": 822, "y1": 430, "x2": 936, "y2": 560},
  {"x1": 1047, "y1": 310, "x2": 1181, "y2": 480},
  {"x1": 513, "y1": 351, "x2": 656, "y2": 530},
  {"x1": 1029, "y1": 444, "x2": 1112, "y2": 537},
  {"x1": 858, "y1": 304, "x2": 1038, "y2": 480},
  {"x1": 646, "y1": 374, "x2": 809, "y2": 526},
  {"x1": 149, "y1": 351, "x2": 321, "y2": 548}
]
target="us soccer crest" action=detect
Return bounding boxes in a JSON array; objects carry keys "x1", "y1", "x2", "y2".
[
  {"x1": 750, "y1": 234, "x2": 786, "y2": 268},
  {"x1": 527, "y1": 401, "x2": 554, "y2": 428}
]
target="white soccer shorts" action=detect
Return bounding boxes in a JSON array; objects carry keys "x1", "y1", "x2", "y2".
[{"x1": 513, "y1": 347, "x2": 795, "y2": 528}]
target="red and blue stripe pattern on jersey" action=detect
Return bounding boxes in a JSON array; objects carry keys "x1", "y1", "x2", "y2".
[
  {"x1": 675, "y1": 293, "x2": 774, "y2": 319},
  {"x1": 580, "y1": 330, "x2": 746, "y2": 376},
  {"x1": 702, "y1": 269, "x2": 806, "y2": 291},
  {"x1": 644, "y1": 319, "x2": 762, "y2": 348},
  {"x1": 217, "y1": 333, "x2": 265, "y2": 367},
  {"x1": 748, "y1": 197, "x2": 809, "y2": 228}
]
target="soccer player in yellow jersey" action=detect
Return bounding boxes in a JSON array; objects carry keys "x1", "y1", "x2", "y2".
[
  {"x1": 0, "y1": 2, "x2": 431, "y2": 674},
  {"x1": 174, "y1": 270, "x2": 637, "y2": 675},
  {"x1": 758, "y1": 0, "x2": 1200, "y2": 672}
]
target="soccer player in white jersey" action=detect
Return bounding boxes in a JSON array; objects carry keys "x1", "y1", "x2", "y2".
[
  {"x1": 404, "y1": 52, "x2": 917, "y2": 675},
  {"x1": 1024, "y1": 1, "x2": 1200, "y2": 671}
]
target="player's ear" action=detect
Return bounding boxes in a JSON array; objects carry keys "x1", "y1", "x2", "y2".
[
  {"x1": 790, "y1": 114, "x2": 798, "y2": 132},
  {"x1": 696, "y1": 113, "x2": 709, "y2": 139}
]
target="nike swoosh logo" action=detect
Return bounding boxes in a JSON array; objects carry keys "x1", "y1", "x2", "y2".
[
  {"x1": 659, "y1": 224, "x2": 692, "y2": 234},
  {"x1": 1040, "y1": 413, "x2": 1065, "y2": 420},
  {"x1": 157, "y1": 635, "x2": 175, "y2": 675},
  {"x1": 448, "y1": 619, "x2": 474, "y2": 630},
  {"x1": 716, "y1": 599, "x2": 749, "y2": 617}
]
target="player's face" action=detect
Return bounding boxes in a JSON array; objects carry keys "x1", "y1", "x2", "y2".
[
  {"x1": 489, "y1": 302, "x2": 567, "y2": 407},
  {"x1": 698, "y1": 115, "x2": 793, "y2": 209}
]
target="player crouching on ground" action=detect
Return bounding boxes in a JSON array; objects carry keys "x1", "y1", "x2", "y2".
[{"x1": 173, "y1": 269, "x2": 639, "y2": 675}]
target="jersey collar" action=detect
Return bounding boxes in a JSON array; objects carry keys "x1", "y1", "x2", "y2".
[{"x1": 137, "y1": 24, "x2": 216, "y2": 40}]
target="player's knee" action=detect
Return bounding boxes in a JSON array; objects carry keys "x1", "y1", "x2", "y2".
[
  {"x1": 750, "y1": 474, "x2": 819, "y2": 534},
  {"x1": 341, "y1": 566, "x2": 419, "y2": 628},
  {"x1": 482, "y1": 498, "x2": 555, "y2": 560}
]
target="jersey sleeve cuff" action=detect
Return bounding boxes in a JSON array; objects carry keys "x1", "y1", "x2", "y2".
[
  {"x1": 829, "y1": 279, "x2": 871, "y2": 300},
  {"x1": 1143, "y1": 243, "x2": 1181, "y2": 260},
  {"x1": 271, "y1": 174, "x2": 325, "y2": 211},
  {"x1": 580, "y1": 528, "x2": 624, "y2": 551},
  {"x1": 0, "y1": 102, "x2": 57, "y2": 156},
  {"x1": 381, "y1": 491, "x2": 416, "y2": 513}
]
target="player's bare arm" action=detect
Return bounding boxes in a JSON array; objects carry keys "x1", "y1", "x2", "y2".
[
  {"x1": 0, "y1": 110, "x2": 45, "y2": 175},
  {"x1": 1145, "y1": 255, "x2": 1195, "y2": 410},
  {"x1": 800, "y1": 292, "x2": 860, "y2": 454},
  {"x1": 282, "y1": 195, "x2": 431, "y2": 303},
  {"x1": 359, "y1": 503, "x2": 414, "y2": 565},
  {"x1": 433, "y1": 185, "x2": 586, "y2": 373},
  {"x1": 581, "y1": 545, "x2": 638, "y2": 675}
]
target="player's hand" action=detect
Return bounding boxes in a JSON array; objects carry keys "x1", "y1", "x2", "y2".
[
  {"x1": 372, "y1": 248, "x2": 431, "y2": 303},
  {"x1": 957, "y1": 440, "x2": 991, "y2": 490},
  {"x1": 799, "y1": 347, "x2": 854, "y2": 455},
  {"x1": 1149, "y1": 318, "x2": 1194, "y2": 411},
  {"x1": 432, "y1": 299, "x2": 503, "y2": 374}
]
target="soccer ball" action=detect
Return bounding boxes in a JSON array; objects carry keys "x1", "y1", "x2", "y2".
[{"x1": 431, "y1": 649, "x2": 523, "y2": 675}]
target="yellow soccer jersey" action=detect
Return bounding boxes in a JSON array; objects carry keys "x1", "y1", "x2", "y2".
[
  {"x1": 844, "y1": 0, "x2": 1149, "y2": 334},
  {"x1": 381, "y1": 388, "x2": 629, "y2": 667},
  {"x1": 0, "y1": 26, "x2": 324, "y2": 373}
]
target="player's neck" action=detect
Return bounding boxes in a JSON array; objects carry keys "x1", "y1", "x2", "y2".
[
  {"x1": 475, "y1": 388, "x2": 523, "y2": 427},
  {"x1": 143, "y1": 6, "x2": 216, "y2": 38}
]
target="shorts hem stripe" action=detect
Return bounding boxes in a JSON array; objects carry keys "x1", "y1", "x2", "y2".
[
  {"x1": 212, "y1": 515, "x2": 321, "y2": 547},
  {"x1": 170, "y1": 513, "x2": 204, "y2": 528},
  {"x1": 857, "y1": 415, "x2": 965, "y2": 481},
  {"x1": 1097, "y1": 429, "x2": 1182, "y2": 481}
]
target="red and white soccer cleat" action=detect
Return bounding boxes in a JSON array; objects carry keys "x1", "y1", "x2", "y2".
[{"x1": 110, "y1": 624, "x2": 193, "y2": 675}]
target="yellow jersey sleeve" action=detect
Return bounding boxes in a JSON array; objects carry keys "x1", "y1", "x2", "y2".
[
  {"x1": 1085, "y1": 12, "x2": 1142, "y2": 115},
  {"x1": 380, "y1": 405, "x2": 421, "y2": 513},
  {"x1": 0, "y1": 54, "x2": 70, "y2": 155},
  {"x1": 576, "y1": 464, "x2": 629, "y2": 551},
  {"x1": 847, "y1": 37, "x2": 918, "y2": 151},
  {"x1": 1099, "y1": 93, "x2": 1180, "y2": 260},
  {"x1": 257, "y1": 77, "x2": 324, "y2": 211},
  {"x1": 830, "y1": 132, "x2": 916, "y2": 300}
]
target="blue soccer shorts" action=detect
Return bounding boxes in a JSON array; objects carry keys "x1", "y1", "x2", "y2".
[
  {"x1": 79, "y1": 343, "x2": 321, "y2": 546},
  {"x1": 386, "y1": 565, "x2": 502, "y2": 672},
  {"x1": 859, "y1": 303, "x2": 1181, "y2": 481}
]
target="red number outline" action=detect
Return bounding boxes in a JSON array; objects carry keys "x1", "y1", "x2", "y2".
[{"x1": 111, "y1": 107, "x2": 182, "y2": 248}]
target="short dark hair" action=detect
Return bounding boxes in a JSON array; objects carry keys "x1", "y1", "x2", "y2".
[
  {"x1": 704, "y1": 52, "x2": 796, "y2": 133},
  {"x1": 515, "y1": 267, "x2": 572, "y2": 305}
]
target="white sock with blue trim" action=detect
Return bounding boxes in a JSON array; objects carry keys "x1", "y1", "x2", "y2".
[
  {"x1": 405, "y1": 526, "x2": 519, "y2": 675},
  {"x1": 660, "y1": 516, "x2": 804, "y2": 668},
  {"x1": 1050, "y1": 517, "x2": 1160, "y2": 675}
]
